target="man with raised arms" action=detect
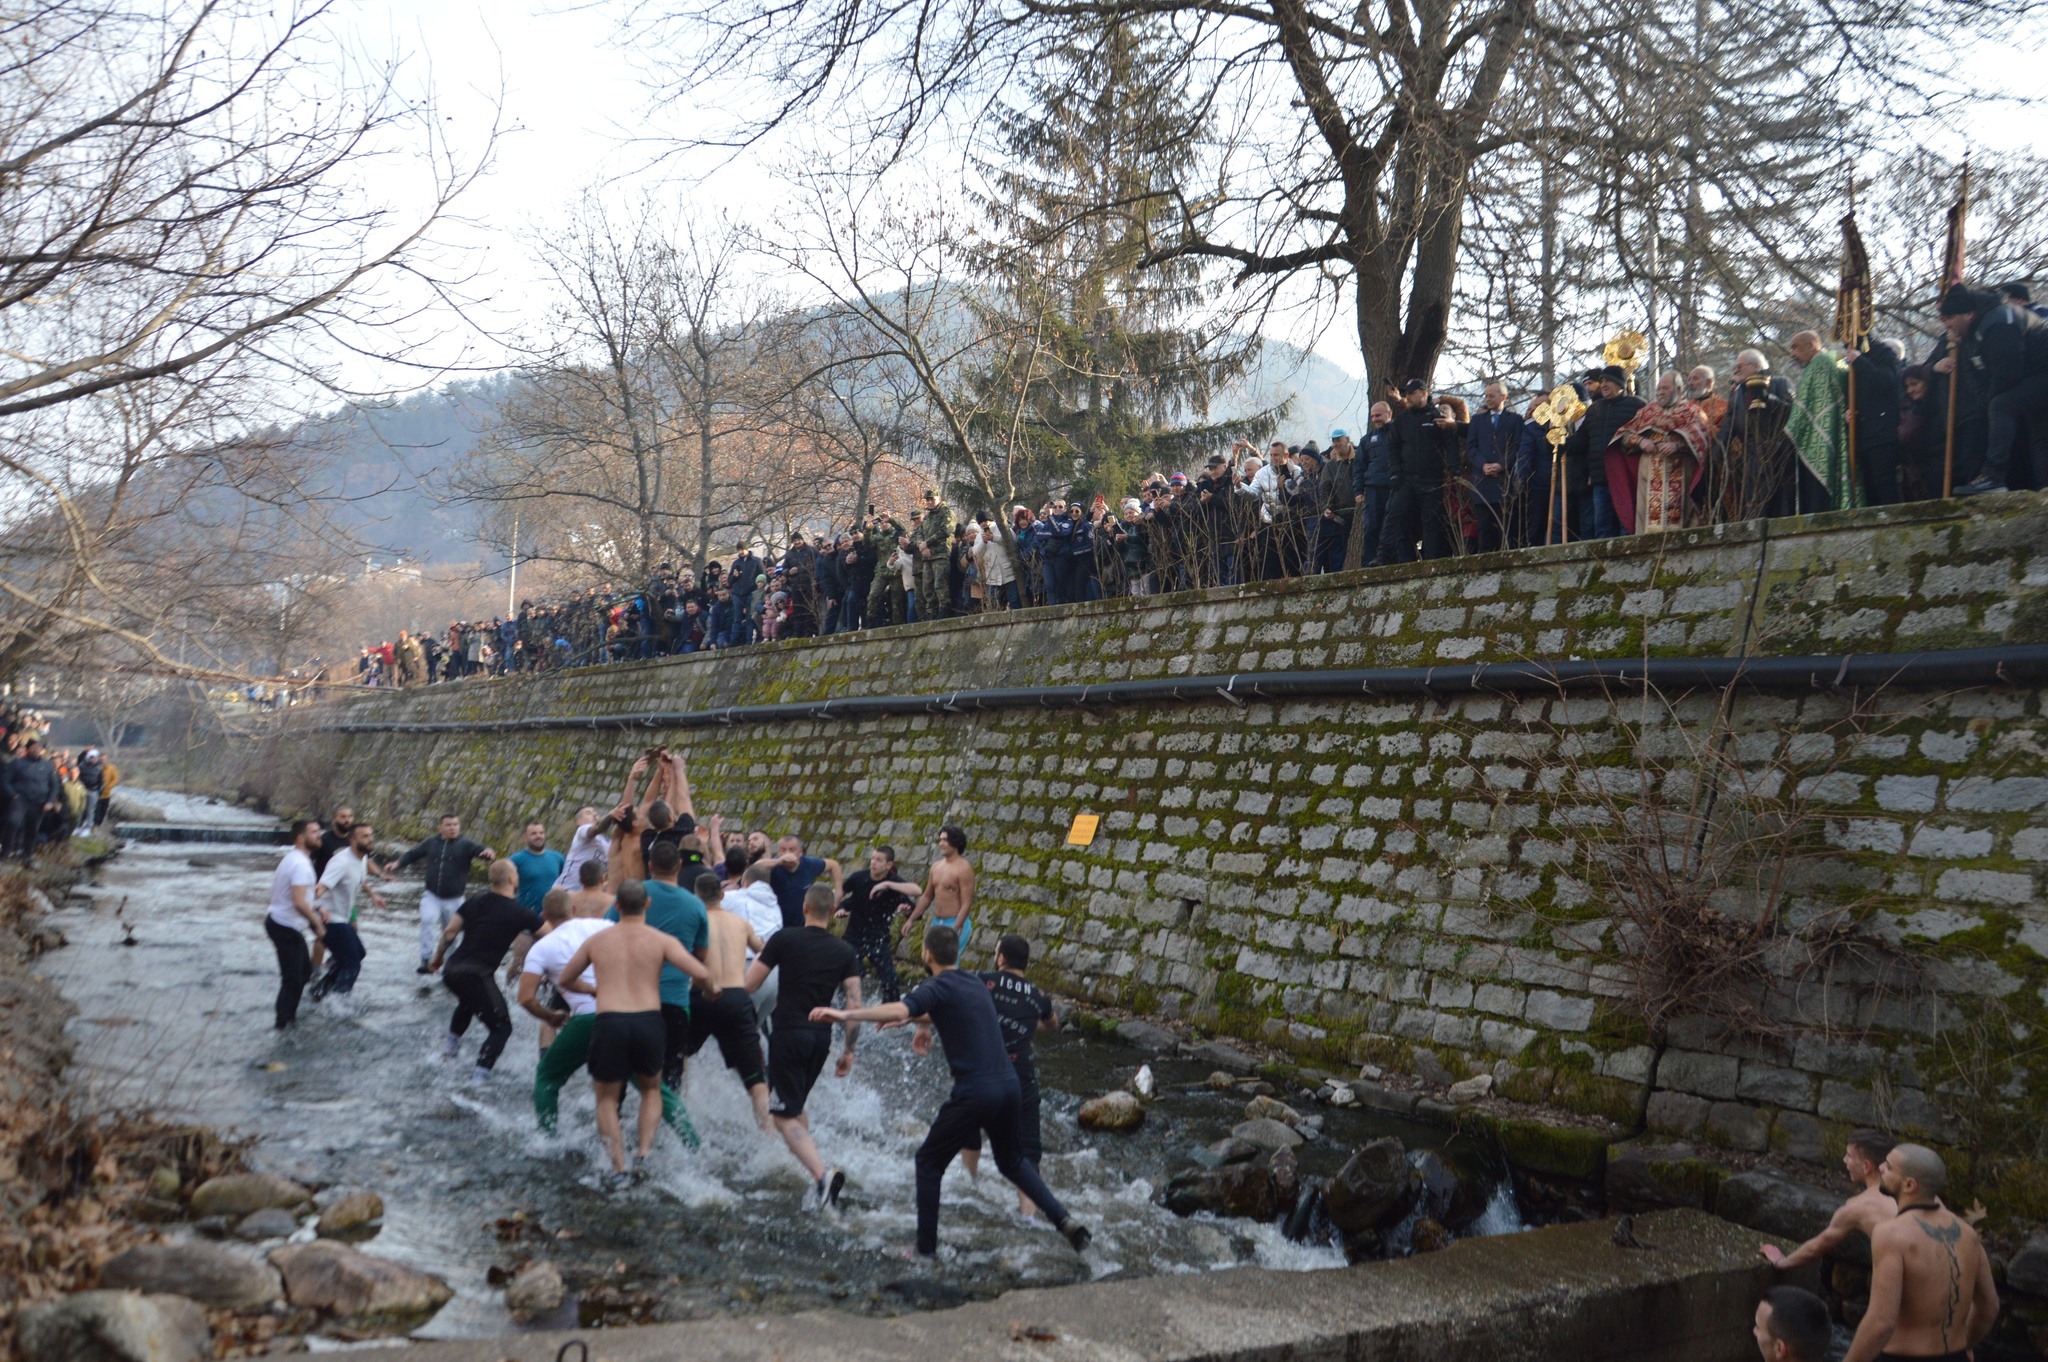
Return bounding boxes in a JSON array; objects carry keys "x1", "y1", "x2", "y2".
[
  {"x1": 899, "y1": 825, "x2": 976, "y2": 956},
  {"x1": 683, "y1": 871, "x2": 772, "y2": 1130},
  {"x1": 1844, "y1": 1144, "x2": 1998, "y2": 1362},
  {"x1": 558, "y1": 880, "x2": 717, "y2": 1190},
  {"x1": 1761, "y1": 1128, "x2": 1896, "y2": 1270},
  {"x1": 812, "y1": 922, "x2": 1090, "y2": 1259}
]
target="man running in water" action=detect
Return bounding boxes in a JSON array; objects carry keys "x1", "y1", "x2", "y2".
[
  {"x1": 263, "y1": 819, "x2": 325, "y2": 1029},
  {"x1": 508, "y1": 822, "x2": 565, "y2": 916},
  {"x1": 950, "y1": 934, "x2": 1056, "y2": 1214},
  {"x1": 684, "y1": 872, "x2": 771, "y2": 1129},
  {"x1": 519, "y1": 892, "x2": 698, "y2": 1145},
  {"x1": 1843, "y1": 1144, "x2": 1999, "y2": 1362},
  {"x1": 309, "y1": 821, "x2": 384, "y2": 1001},
  {"x1": 427, "y1": 859, "x2": 538, "y2": 1083},
  {"x1": 900, "y1": 825, "x2": 975, "y2": 955},
  {"x1": 1761, "y1": 1129, "x2": 1896, "y2": 1270},
  {"x1": 397, "y1": 813, "x2": 496, "y2": 974},
  {"x1": 748, "y1": 884, "x2": 860, "y2": 1210},
  {"x1": 837, "y1": 843, "x2": 915, "y2": 1003},
  {"x1": 620, "y1": 840, "x2": 711, "y2": 1092},
  {"x1": 813, "y1": 923, "x2": 1090, "y2": 1259},
  {"x1": 558, "y1": 881, "x2": 717, "y2": 1190}
]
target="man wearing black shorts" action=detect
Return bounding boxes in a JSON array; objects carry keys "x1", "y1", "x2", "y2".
[
  {"x1": 428, "y1": 859, "x2": 540, "y2": 1085},
  {"x1": 836, "y1": 843, "x2": 915, "y2": 1003},
  {"x1": 746, "y1": 883, "x2": 860, "y2": 1211},
  {"x1": 558, "y1": 880, "x2": 718, "y2": 1190},
  {"x1": 813, "y1": 923, "x2": 1090, "y2": 1259},
  {"x1": 685, "y1": 872, "x2": 772, "y2": 1129},
  {"x1": 953, "y1": 934, "x2": 1056, "y2": 1214}
]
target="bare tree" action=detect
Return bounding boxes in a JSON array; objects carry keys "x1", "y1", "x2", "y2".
[{"x1": 0, "y1": 0, "x2": 490, "y2": 689}]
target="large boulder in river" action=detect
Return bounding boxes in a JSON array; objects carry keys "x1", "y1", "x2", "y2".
[
  {"x1": 268, "y1": 1241, "x2": 452, "y2": 1330},
  {"x1": 99, "y1": 1244, "x2": 281, "y2": 1309},
  {"x1": 188, "y1": 1173, "x2": 311, "y2": 1220},
  {"x1": 1230, "y1": 1118, "x2": 1303, "y2": 1151},
  {"x1": 1244, "y1": 1095, "x2": 1303, "y2": 1127},
  {"x1": 1716, "y1": 1172, "x2": 1852, "y2": 1259},
  {"x1": 1078, "y1": 1091, "x2": 1145, "y2": 1131},
  {"x1": 503, "y1": 1260, "x2": 565, "y2": 1314},
  {"x1": 1324, "y1": 1138, "x2": 1420, "y2": 1234},
  {"x1": 1114, "y1": 1019, "x2": 1177, "y2": 1053},
  {"x1": 1166, "y1": 1160, "x2": 1281, "y2": 1221},
  {"x1": 17, "y1": 1291, "x2": 210, "y2": 1362}
]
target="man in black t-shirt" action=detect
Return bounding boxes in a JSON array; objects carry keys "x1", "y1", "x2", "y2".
[
  {"x1": 428, "y1": 860, "x2": 540, "y2": 1085},
  {"x1": 954, "y1": 934, "x2": 1056, "y2": 1213},
  {"x1": 746, "y1": 883, "x2": 861, "y2": 1211},
  {"x1": 836, "y1": 843, "x2": 916, "y2": 1003},
  {"x1": 811, "y1": 923, "x2": 1090, "y2": 1260}
]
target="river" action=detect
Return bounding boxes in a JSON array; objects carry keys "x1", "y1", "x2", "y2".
[{"x1": 46, "y1": 795, "x2": 1521, "y2": 1339}]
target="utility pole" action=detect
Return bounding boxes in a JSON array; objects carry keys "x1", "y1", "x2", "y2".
[{"x1": 506, "y1": 509, "x2": 519, "y2": 618}]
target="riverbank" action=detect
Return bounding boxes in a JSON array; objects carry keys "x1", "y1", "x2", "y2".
[{"x1": 0, "y1": 843, "x2": 251, "y2": 1357}]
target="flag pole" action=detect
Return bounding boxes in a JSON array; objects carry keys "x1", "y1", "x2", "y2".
[{"x1": 1941, "y1": 161, "x2": 1970, "y2": 499}]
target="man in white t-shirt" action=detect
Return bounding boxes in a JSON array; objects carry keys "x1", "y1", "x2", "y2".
[
  {"x1": 265, "y1": 819, "x2": 326, "y2": 1029},
  {"x1": 520, "y1": 890, "x2": 696, "y2": 1141},
  {"x1": 309, "y1": 822, "x2": 384, "y2": 1002},
  {"x1": 551, "y1": 807, "x2": 610, "y2": 892},
  {"x1": 728, "y1": 860, "x2": 784, "y2": 1034}
]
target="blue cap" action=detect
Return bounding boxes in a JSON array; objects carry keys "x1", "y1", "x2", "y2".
[{"x1": 1330, "y1": 428, "x2": 1349, "y2": 439}]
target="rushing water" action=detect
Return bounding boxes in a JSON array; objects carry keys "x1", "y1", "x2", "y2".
[{"x1": 46, "y1": 800, "x2": 1522, "y2": 1337}]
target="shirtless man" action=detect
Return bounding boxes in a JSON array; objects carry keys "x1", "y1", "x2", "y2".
[
  {"x1": 1761, "y1": 1129, "x2": 1896, "y2": 1270},
  {"x1": 1754, "y1": 1286, "x2": 1832, "y2": 1362},
  {"x1": 683, "y1": 872, "x2": 772, "y2": 1129},
  {"x1": 558, "y1": 881, "x2": 718, "y2": 1190},
  {"x1": 568, "y1": 857, "x2": 615, "y2": 918},
  {"x1": 900, "y1": 825, "x2": 976, "y2": 955},
  {"x1": 1843, "y1": 1144, "x2": 1999, "y2": 1362},
  {"x1": 599, "y1": 753, "x2": 668, "y2": 892}
]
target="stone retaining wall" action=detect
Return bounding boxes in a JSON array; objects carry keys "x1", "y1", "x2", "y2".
[{"x1": 252, "y1": 495, "x2": 2048, "y2": 1204}]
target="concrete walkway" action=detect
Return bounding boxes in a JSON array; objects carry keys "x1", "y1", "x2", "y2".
[{"x1": 353, "y1": 1210, "x2": 1774, "y2": 1362}]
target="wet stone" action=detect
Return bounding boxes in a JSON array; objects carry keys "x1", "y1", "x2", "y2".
[
  {"x1": 234, "y1": 1208, "x2": 301, "y2": 1241},
  {"x1": 17, "y1": 1291, "x2": 210, "y2": 1362},
  {"x1": 99, "y1": 1243, "x2": 282, "y2": 1310},
  {"x1": 1230, "y1": 1118, "x2": 1304, "y2": 1151}
]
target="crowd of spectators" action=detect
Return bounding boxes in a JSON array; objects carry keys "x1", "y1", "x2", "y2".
[
  {"x1": 351, "y1": 283, "x2": 2047, "y2": 685},
  {"x1": 1, "y1": 706, "x2": 119, "y2": 864}
]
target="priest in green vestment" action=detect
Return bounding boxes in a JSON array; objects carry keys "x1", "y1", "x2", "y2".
[{"x1": 1787, "y1": 330, "x2": 1852, "y2": 511}]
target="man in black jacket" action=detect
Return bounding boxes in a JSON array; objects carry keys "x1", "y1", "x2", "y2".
[
  {"x1": 396, "y1": 814, "x2": 497, "y2": 974},
  {"x1": 1953, "y1": 286, "x2": 2048, "y2": 496},
  {"x1": 1372, "y1": 380, "x2": 1467, "y2": 565},
  {"x1": 1844, "y1": 338, "x2": 1904, "y2": 505},
  {"x1": 1561, "y1": 365, "x2": 1645, "y2": 540},
  {"x1": 815, "y1": 535, "x2": 845, "y2": 636},
  {"x1": 4, "y1": 739, "x2": 62, "y2": 864}
]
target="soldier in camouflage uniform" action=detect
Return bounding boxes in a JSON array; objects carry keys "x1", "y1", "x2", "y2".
[
  {"x1": 910, "y1": 489, "x2": 956, "y2": 621},
  {"x1": 862, "y1": 511, "x2": 909, "y2": 627}
]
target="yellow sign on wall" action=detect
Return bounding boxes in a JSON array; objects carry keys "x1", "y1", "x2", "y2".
[{"x1": 1066, "y1": 813, "x2": 1100, "y2": 846}]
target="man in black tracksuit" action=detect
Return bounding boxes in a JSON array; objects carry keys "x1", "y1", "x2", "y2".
[
  {"x1": 1846, "y1": 339, "x2": 1904, "y2": 505},
  {"x1": 1373, "y1": 379, "x2": 1468, "y2": 565},
  {"x1": 4, "y1": 740, "x2": 62, "y2": 864},
  {"x1": 1952, "y1": 285, "x2": 2048, "y2": 496}
]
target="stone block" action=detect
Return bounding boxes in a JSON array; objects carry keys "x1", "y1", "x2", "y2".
[
  {"x1": 1523, "y1": 990, "x2": 1596, "y2": 1032},
  {"x1": 1703, "y1": 1101, "x2": 1770, "y2": 1152},
  {"x1": 1946, "y1": 777, "x2": 2048, "y2": 812},
  {"x1": 1817, "y1": 1080, "x2": 1881, "y2": 1124},
  {"x1": 1605, "y1": 1137, "x2": 1723, "y2": 1210},
  {"x1": 1657, "y1": 1050, "x2": 1740, "y2": 1100},
  {"x1": 1769, "y1": 1111, "x2": 1828, "y2": 1164},
  {"x1": 1874, "y1": 776, "x2": 1939, "y2": 813},
  {"x1": 1646, "y1": 1090, "x2": 1710, "y2": 1138},
  {"x1": 1932, "y1": 868, "x2": 2035, "y2": 905},
  {"x1": 1736, "y1": 1063, "x2": 1816, "y2": 1111}
]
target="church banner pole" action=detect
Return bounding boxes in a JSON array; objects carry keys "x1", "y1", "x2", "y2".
[{"x1": 1940, "y1": 161, "x2": 1970, "y2": 499}]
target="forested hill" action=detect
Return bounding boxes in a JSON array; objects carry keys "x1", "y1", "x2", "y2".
[{"x1": 300, "y1": 345, "x2": 1367, "y2": 571}]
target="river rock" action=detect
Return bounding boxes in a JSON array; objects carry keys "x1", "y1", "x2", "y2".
[
  {"x1": 188, "y1": 1172, "x2": 311, "y2": 1220},
  {"x1": 1190, "y1": 1040, "x2": 1258, "y2": 1074},
  {"x1": 1716, "y1": 1172, "x2": 1847, "y2": 1256},
  {"x1": 1230, "y1": 1118, "x2": 1303, "y2": 1151},
  {"x1": 1164, "y1": 1161, "x2": 1280, "y2": 1220},
  {"x1": 1131, "y1": 1065, "x2": 1156, "y2": 1100},
  {"x1": 145, "y1": 1167, "x2": 181, "y2": 1201},
  {"x1": 1414, "y1": 1150, "x2": 1486, "y2": 1230},
  {"x1": 1324, "y1": 1138, "x2": 1420, "y2": 1234},
  {"x1": 233, "y1": 1209, "x2": 301, "y2": 1241},
  {"x1": 268, "y1": 1242, "x2": 453, "y2": 1329},
  {"x1": 1411, "y1": 1217, "x2": 1455, "y2": 1254},
  {"x1": 99, "y1": 1243, "x2": 282, "y2": 1309},
  {"x1": 1448, "y1": 1074, "x2": 1494, "y2": 1104},
  {"x1": 316, "y1": 1190, "x2": 385, "y2": 1239},
  {"x1": 1205, "y1": 1071, "x2": 1238, "y2": 1090},
  {"x1": 1604, "y1": 1138, "x2": 1724, "y2": 1212},
  {"x1": 1327, "y1": 1083, "x2": 1359, "y2": 1107},
  {"x1": 1244, "y1": 1095, "x2": 1303, "y2": 1127},
  {"x1": 1114, "y1": 1019, "x2": 1176, "y2": 1053},
  {"x1": 1267, "y1": 1146, "x2": 1299, "y2": 1208},
  {"x1": 503, "y1": 1260, "x2": 565, "y2": 1313},
  {"x1": 17, "y1": 1291, "x2": 210, "y2": 1362},
  {"x1": 1078, "y1": 1091, "x2": 1145, "y2": 1131},
  {"x1": 2005, "y1": 1234, "x2": 2048, "y2": 1298}
]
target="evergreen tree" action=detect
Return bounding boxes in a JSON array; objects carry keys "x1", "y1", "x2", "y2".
[{"x1": 949, "y1": 15, "x2": 1273, "y2": 506}]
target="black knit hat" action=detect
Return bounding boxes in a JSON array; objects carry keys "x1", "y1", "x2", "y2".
[
  {"x1": 1598, "y1": 364, "x2": 1627, "y2": 386},
  {"x1": 1939, "y1": 283, "x2": 1991, "y2": 317}
]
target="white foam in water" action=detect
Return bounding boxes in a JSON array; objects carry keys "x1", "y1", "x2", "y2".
[{"x1": 1468, "y1": 1183, "x2": 1529, "y2": 1237}]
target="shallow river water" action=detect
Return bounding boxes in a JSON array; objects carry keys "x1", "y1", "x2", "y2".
[{"x1": 48, "y1": 798, "x2": 1521, "y2": 1338}]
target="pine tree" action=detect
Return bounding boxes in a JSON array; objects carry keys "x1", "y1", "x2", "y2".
[{"x1": 950, "y1": 15, "x2": 1272, "y2": 505}]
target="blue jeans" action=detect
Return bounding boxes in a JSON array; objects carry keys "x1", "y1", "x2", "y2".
[{"x1": 314, "y1": 921, "x2": 366, "y2": 996}]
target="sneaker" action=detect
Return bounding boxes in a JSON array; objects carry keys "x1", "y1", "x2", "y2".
[
  {"x1": 415, "y1": 961, "x2": 432, "y2": 975},
  {"x1": 604, "y1": 1170, "x2": 632, "y2": 1193},
  {"x1": 1954, "y1": 475, "x2": 2008, "y2": 497},
  {"x1": 440, "y1": 1034, "x2": 460, "y2": 1060},
  {"x1": 466, "y1": 1065, "x2": 491, "y2": 1086},
  {"x1": 1058, "y1": 1218, "x2": 1092, "y2": 1254},
  {"x1": 822, "y1": 1166, "x2": 846, "y2": 1209}
]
